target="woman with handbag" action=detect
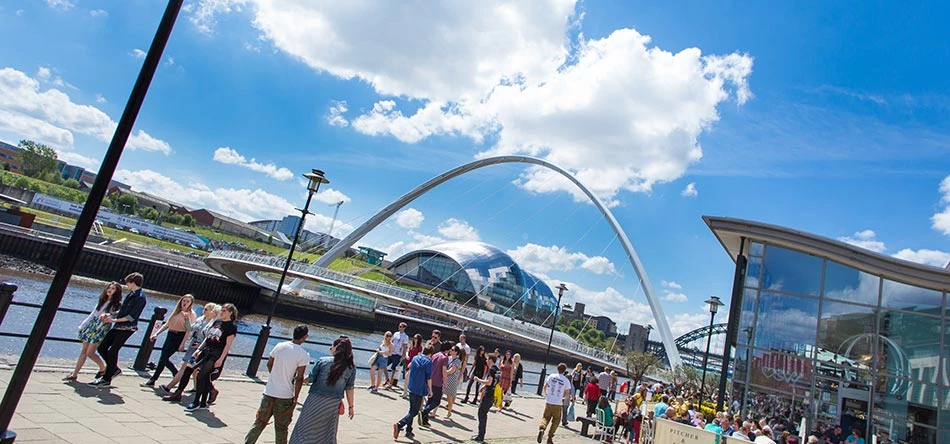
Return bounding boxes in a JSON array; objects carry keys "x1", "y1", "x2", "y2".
[
  {"x1": 463, "y1": 346, "x2": 487, "y2": 404},
  {"x1": 369, "y1": 331, "x2": 393, "y2": 394},
  {"x1": 143, "y1": 294, "x2": 196, "y2": 387},
  {"x1": 290, "y1": 336, "x2": 356, "y2": 444},
  {"x1": 159, "y1": 303, "x2": 218, "y2": 396},
  {"x1": 472, "y1": 364, "x2": 499, "y2": 443},
  {"x1": 63, "y1": 281, "x2": 122, "y2": 382}
]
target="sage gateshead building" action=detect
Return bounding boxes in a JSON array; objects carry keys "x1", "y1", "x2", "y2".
[
  {"x1": 387, "y1": 241, "x2": 558, "y2": 325},
  {"x1": 706, "y1": 216, "x2": 950, "y2": 444}
]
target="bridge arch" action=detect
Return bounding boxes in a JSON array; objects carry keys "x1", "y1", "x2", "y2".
[
  {"x1": 300, "y1": 155, "x2": 683, "y2": 366},
  {"x1": 655, "y1": 322, "x2": 728, "y2": 364}
]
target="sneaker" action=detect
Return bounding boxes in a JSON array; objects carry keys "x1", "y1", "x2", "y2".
[
  {"x1": 371, "y1": 387, "x2": 378, "y2": 394},
  {"x1": 471, "y1": 435, "x2": 484, "y2": 442},
  {"x1": 88, "y1": 378, "x2": 110, "y2": 386},
  {"x1": 159, "y1": 384, "x2": 172, "y2": 393},
  {"x1": 368, "y1": 385, "x2": 375, "y2": 391},
  {"x1": 161, "y1": 393, "x2": 182, "y2": 402},
  {"x1": 94, "y1": 370, "x2": 105, "y2": 379},
  {"x1": 405, "y1": 430, "x2": 415, "y2": 439},
  {"x1": 209, "y1": 387, "x2": 219, "y2": 404},
  {"x1": 421, "y1": 418, "x2": 430, "y2": 427},
  {"x1": 110, "y1": 368, "x2": 122, "y2": 379},
  {"x1": 183, "y1": 403, "x2": 206, "y2": 412},
  {"x1": 547, "y1": 438, "x2": 555, "y2": 444},
  {"x1": 392, "y1": 423, "x2": 400, "y2": 440},
  {"x1": 141, "y1": 379, "x2": 156, "y2": 387},
  {"x1": 538, "y1": 430, "x2": 544, "y2": 443}
]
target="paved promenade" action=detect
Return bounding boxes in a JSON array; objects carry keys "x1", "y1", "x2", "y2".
[{"x1": 2, "y1": 363, "x2": 598, "y2": 444}]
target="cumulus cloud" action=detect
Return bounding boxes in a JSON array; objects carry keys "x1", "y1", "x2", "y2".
[
  {"x1": 893, "y1": 248, "x2": 950, "y2": 268},
  {"x1": 192, "y1": 0, "x2": 753, "y2": 205},
  {"x1": 0, "y1": 67, "x2": 171, "y2": 156},
  {"x1": 313, "y1": 188, "x2": 351, "y2": 205},
  {"x1": 130, "y1": 48, "x2": 146, "y2": 59},
  {"x1": 437, "y1": 218, "x2": 479, "y2": 241},
  {"x1": 660, "y1": 280, "x2": 688, "y2": 302},
  {"x1": 94, "y1": 94, "x2": 107, "y2": 104},
  {"x1": 114, "y1": 168, "x2": 354, "y2": 234},
  {"x1": 89, "y1": 9, "x2": 108, "y2": 17},
  {"x1": 561, "y1": 282, "x2": 655, "y2": 331},
  {"x1": 932, "y1": 176, "x2": 950, "y2": 236},
  {"x1": 382, "y1": 231, "x2": 446, "y2": 260},
  {"x1": 326, "y1": 100, "x2": 349, "y2": 127},
  {"x1": 507, "y1": 243, "x2": 616, "y2": 276},
  {"x1": 681, "y1": 182, "x2": 698, "y2": 198},
  {"x1": 661, "y1": 280, "x2": 682, "y2": 290},
  {"x1": 395, "y1": 208, "x2": 424, "y2": 229},
  {"x1": 212, "y1": 146, "x2": 293, "y2": 180},
  {"x1": 46, "y1": 0, "x2": 75, "y2": 11},
  {"x1": 837, "y1": 229, "x2": 887, "y2": 254}
]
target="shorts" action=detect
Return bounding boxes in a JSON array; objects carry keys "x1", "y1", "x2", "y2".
[{"x1": 373, "y1": 354, "x2": 389, "y2": 369}]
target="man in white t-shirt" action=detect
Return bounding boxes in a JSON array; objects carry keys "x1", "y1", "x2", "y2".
[
  {"x1": 458, "y1": 333, "x2": 471, "y2": 381},
  {"x1": 387, "y1": 322, "x2": 410, "y2": 388},
  {"x1": 245, "y1": 325, "x2": 311, "y2": 444},
  {"x1": 537, "y1": 363, "x2": 572, "y2": 444},
  {"x1": 597, "y1": 368, "x2": 611, "y2": 398}
]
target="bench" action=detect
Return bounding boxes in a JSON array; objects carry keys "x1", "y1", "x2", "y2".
[{"x1": 577, "y1": 416, "x2": 597, "y2": 437}]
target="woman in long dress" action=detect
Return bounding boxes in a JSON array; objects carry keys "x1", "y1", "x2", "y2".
[
  {"x1": 498, "y1": 350, "x2": 513, "y2": 410},
  {"x1": 63, "y1": 281, "x2": 122, "y2": 381},
  {"x1": 442, "y1": 344, "x2": 463, "y2": 419},
  {"x1": 289, "y1": 336, "x2": 356, "y2": 444}
]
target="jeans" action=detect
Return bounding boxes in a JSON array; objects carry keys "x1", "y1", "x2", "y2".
[
  {"x1": 465, "y1": 372, "x2": 483, "y2": 401},
  {"x1": 97, "y1": 328, "x2": 135, "y2": 381},
  {"x1": 388, "y1": 355, "x2": 402, "y2": 380},
  {"x1": 539, "y1": 403, "x2": 563, "y2": 438},
  {"x1": 561, "y1": 399, "x2": 571, "y2": 425},
  {"x1": 151, "y1": 330, "x2": 185, "y2": 381},
  {"x1": 194, "y1": 353, "x2": 221, "y2": 404},
  {"x1": 245, "y1": 394, "x2": 295, "y2": 444},
  {"x1": 421, "y1": 385, "x2": 443, "y2": 416},
  {"x1": 476, "y1": 392, "x2": 493, "y2": 439},
  {"x1": 397, "y1": 393, "x2": 424, "y2": 434}
]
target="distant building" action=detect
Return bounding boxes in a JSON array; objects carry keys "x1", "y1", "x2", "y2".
[
  {"x1": 0, "y1": 141, "x2": 23, "y2": 173},
  {"x1": 357, "y1": 246, "x2": 387, "y2": 265},
  {"x1": 624, "y1": 323, "x2": 650, "y2": 352},
  {"x1": 249, "y1": 215, "x2": 343, "y2": 248},
  {"x1": 188, "y1": 209, "x2": 270, "y2": 240},
  {"x1": 592, "y1": 315, "x2": 617, "y2": 336},
  {"x1": 61, "y1": 164, "x2": 85, "y2": 182}
]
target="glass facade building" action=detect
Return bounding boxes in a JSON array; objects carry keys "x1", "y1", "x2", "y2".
[
  {"x1": 388, "y1": 241, "x2": 558, "y2": 324},
  {"x1": 707, "y1": 216, "x2": 950, "y2": 444}
]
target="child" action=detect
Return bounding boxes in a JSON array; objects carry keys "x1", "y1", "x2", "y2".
[{"x1": 585, "y1": 376, "x2": 601, "y2": 417}]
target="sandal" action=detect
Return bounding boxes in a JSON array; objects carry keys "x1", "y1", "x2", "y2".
[{"x1": 62, "y1": 375, "x2": 77, "y2": 381}]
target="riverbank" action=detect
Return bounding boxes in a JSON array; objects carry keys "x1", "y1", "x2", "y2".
[{"x1": 0, "y1": 252, "x2": 54, "y2": 275}]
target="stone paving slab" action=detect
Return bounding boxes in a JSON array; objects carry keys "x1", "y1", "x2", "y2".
[{"x1": 1, "y1": 364, "x2": 603, "y2": 444}]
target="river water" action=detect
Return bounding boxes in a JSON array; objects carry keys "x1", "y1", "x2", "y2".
[{"x1": 0, "y1": 270, "x2": 554, "y2": 386}]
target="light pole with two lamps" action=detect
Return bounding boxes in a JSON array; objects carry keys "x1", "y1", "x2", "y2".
[
  {"x1": 699, "y1": 295, "x2": 724, "y2": 405},
  {"x1": 246, "y1": 169, "x2": 329, "y2": 377},
  {"x1": 536, "y1": 283, "x2": 568, "y2": 395}
]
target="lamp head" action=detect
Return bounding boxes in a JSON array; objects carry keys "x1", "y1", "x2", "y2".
[
  {"x1": 303, "y1": 169, "x2": 330, "y2": 193},
  {"x1": 704, "y1": 295, "x2": 724, "y2": 314}
]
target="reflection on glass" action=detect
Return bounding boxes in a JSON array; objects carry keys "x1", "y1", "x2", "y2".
[
  {"x1": 750, "y1": 242, "x2": 764, "y2": 257},
  {"x1": 873, "y1": 383, "x2": 939, "y2": 444},
  {"x1": 761, "y1": 245, "x2": 823, "y2": 296},
  {"x1": 823, "y1": 260, "x2": 880, "y2": 305},
  {"x1": 881, "y1": 279, "x2": 942, "y2": 312},
  {"x1": 739, "y1": 289, "x2": 757, "y2": 346},
  {"x1": 877, "y1": 310, "x2": 941, "y2": 382},
  {"x1": 747, "y1": 348, "x2": 813, "y2": 395},
  {"x1": 745, "y1": 256, "x2": 762, "y2": 288},
  {"x1": 755, "y1": 292, "x2": 819, "y2": 356}
]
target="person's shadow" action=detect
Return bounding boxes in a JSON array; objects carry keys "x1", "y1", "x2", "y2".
[
  {"x1": 187, "y1": 410, "x2": 227, "y2": 428},
  {"x1": 65, "y1": 381, "x2": 126, "y2": 405}
]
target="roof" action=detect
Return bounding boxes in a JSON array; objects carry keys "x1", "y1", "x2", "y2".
[{"x1": 704, "y1": 215, "x2": 950, "y2": 291}]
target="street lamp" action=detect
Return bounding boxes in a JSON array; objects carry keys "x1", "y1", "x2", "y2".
[
  {"x1": 247, "y1": 169, "x2": 328, "y2": 377},
  {"x1": 537, "y1": 283, "x2": 568, "y2": 395},
  {"x1": 700, "y1": 295, "x2": 724, "y2": 406}
]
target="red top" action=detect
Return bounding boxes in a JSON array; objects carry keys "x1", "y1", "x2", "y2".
[
  {"x1": 408, "y1": 345, "x2": 422, "y2": 360},
  {"x1": 585, "y1": 382, "x2": 601, "y2": 401}
]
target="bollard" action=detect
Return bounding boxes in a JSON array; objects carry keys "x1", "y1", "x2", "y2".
[
  {"x1": 246, "y1": 324, "x2": 271, "y2": 378},
  {"x1": 0, "y1": 283, "x2": 16, "y2": 329},
  {"x1": 536, "y1": 367, "x2": 547, "y2": 396},
  {"x1": 133, "y1": 307, "x2": 167, "y2": 371}
]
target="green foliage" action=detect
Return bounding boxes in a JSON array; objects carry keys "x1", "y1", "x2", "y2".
[
  {"x1": 2, "y1": 162, "x2": 10, "y2": 171},
  {"x1": 0, "y1": 170, "x2": 87, "y2": 204},
  {"x1": 181, "y1": 213, "x2": 196, "y2": 227},
  {"x1": 115, "y1": 193, "x2": 138, "y2": 213},
  {"x1": 64, "y1": 178, "x2": 81, "y2": 189},
  {"x1": 624, "y1": 351, "x2": 661, "y2": 385},
  {"x1": 101, "y1": 197, "x2": 112, "y2": 209},
  {"x1": 16, "y1": 140, "x2": 58, "y2": 177},
  {"x1": 140, "y1": 207, "x2": 159, "y2": 220},
  {"x1": 165, "y1": 213, "x2": 183, "y2": 225},
  {"x1": 41, "y1": 170, "x2": 64, "y2": 185}
]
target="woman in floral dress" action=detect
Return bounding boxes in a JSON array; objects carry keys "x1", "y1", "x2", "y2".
[{"x1": 64, "y1": 281, "x2": 122, "y2": 381}]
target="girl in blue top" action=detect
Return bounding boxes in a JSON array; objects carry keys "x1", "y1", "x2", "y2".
[{"x1": 289, "y1": 336, "x2": 356, "y2": 444}]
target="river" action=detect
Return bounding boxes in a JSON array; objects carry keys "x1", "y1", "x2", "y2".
[{"x1": 0, "y1": 270, "x2": 559, "y2": 387}]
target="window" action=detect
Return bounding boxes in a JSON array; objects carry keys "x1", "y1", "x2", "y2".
[
  {"x1": 824, "y1": 260, "x2": 880, "y2": 306},
  {"x1": 754, "y1": 291, "x2": 819, "y2": 356},
  {"x1": 761, "y1": 245, "x2": 823, "y2": 296},
  {"x1": 881, "y1": 279, "x2": 943, "y2": 312}
]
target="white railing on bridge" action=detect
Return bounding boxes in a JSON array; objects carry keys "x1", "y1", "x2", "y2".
[{"x1": 209, "y1": 250, "x2": 624, "y2": 367}]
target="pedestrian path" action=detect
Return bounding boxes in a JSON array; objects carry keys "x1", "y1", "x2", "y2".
[{"x1": 1, "y1": 364, "x2": 597, "y2": 443}]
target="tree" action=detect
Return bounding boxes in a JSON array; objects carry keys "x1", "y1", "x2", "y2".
[
  {"x1": 181, "y1": 214, "x2": 196, "y2": 227},
  {"x1": 64, "y1": 178, "x2": 81, "y2": 189},
  {"x1": 140, "y1": 207, "x2": 159, "y2": 221},
  {"x1": 115, "y1": 193, "x2": 138, "y2": 214},
  {"x1": 101, "y1": 197, "x2": 112, "y2": 209},
  {"x1": 624, "y1": 351, "x2": 661, "y2": 386},
  {"x1": 661, "y1": 365, "x2": 699, "y2": 390},
  {"x1": 16, "y1": 140, "x2": 59, "y2": 178},
  {"x1": 165, "y1": 213, "x2": 183, "y2": 225}
]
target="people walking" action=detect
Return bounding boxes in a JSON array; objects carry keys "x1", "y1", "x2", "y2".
[
  {"x1": 144, "y1": 294, "x2": 196, "y2": 387},
  {"x1": 585, "y1": 376, "x2": 601, "y2": 417},
  {"x1": 571, "y1": 363, "x2": 584, "y2": 398},
  {"x1": 64, "y1": 281, "x2": 122, "y2": 382},
  {"x1": 442, "y1": 344, "x2": 463, "y2": 419},
  {"x1": 180, "y1": 303, "x2": 237, "y2": 411},
  {"x1": 369, "y1": 331, "x2": 394, "y2": 393},
  {"x1": 457, "y1": 333, "x2": 471, "y2": 381},
  {"x1": 393, "y1": 345, "x2": 434, "y2": 440},
  {"x1": 421, "y1": 341, "x2": 452, "y2": 419},
  {"x1": 499, "y1": 350, "x2": 513, "y2": 409},
  {"x1": 402, "y1": 333, "x2": 423, "y2": 398},
  {"x1": 511, "y1": 353, "x2": 524, "y2": 395},
  {"x1": 90, "y1": 272, "x2": 146, "y2": 387},
  {"x1": 463, "y1": 346, "x2": 487, "y2": 404},
  {"x1": 385, "y1": 322, "x2": 409, "y2": 389},
  {"x1": 560, "y1": 366, "x2": 575, "y2": 427},
  {"x1": 160, "y1": 303, "x2": 219, "y2": 399},
  {"x1": 289, "y1": 335, "x2": 356, "y2": 444},
  {"x1": 245, "y1": 325, "x2": 311, "y2": 444},
  {"x1": 537, "y1": 363, "x2": 572, "y2": 444},
  {"x1": 598, "y1": 367, "x2": 611, "y2": 399},
  {"x1": 472, "y1": 364, "x2": 500, "y2": 442}
]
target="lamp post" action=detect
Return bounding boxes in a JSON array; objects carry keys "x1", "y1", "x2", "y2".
[
  {"x1": 700, "y1": 295, "x2": 724, "y2": 405},
  {"x1": 246, "y1": 169, "x2": 328, "y2": 377},
  {"x1": 537, "y1": 283, "x2": 568, "y2": 395}
]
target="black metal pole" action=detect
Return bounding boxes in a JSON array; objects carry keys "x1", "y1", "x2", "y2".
[
  {"x1": 717, "y1": 238, "x2": 747, "y2": 413},
  {"x1": 133, "y1": 307, "x2": 167, "y2": 371},
  {"x1": 246, "y1": 188, "x2": 318, "y2": 377},
  {"x1": 538, "y1": 284, "x2": 566, "y2": 396},
  {"x1": 0, "y1": 283, "x2": 15, "y2": 328},
  {"x1": 699, "y1": 311, "x2": 716, "y2": 405},
  {"x1": 0, "y1": 2, "x2": 182, "y2": 441}
]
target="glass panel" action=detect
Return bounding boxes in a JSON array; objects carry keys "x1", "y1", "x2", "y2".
[
  {"x1": 813, "y1": 377, "x2": 841, "y2": 433},
  {"x1": 745, "y1": 256, "x2": 762, "y2": 289},
  {"x1": 823, "y1": 260, "x2": 880, "y2": 306},
  {"x1": 817, "y1": 301, "x2": 876, "y2": 377},
  {"x1": 761, "y1": 244, "x2": 823, "y2": 296},
  {"x1": 749, "y1": 241, "x2": 764, "y2": 257},
  {"x1": 878, "y1": 310, "x2": 941, "y2": 381},
  {"x1": 873, "y1": 380, "x2": 939, "y2": 444},
  {"x1": 738, "y1": 289, "x2": 757, "y2": 346},
  {"x1": 881, "y1": 279, "x2": 942, "y2": 312},
  {"x1": 748, "y1": 348, "x2": 814, "y2": 396},
  {"x1": 743, "y1": 384, "x2": 804, "y2": 431},
  {"x1": 734, "y1": 345, "x2": 750, "y2": 385},
  {"x1": 754, "y1": 292, "x2": 819, "y2": 356}
]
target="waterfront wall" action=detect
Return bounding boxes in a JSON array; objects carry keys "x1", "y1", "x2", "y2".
[{"x1": 0, "y1": 228, "x2": 260, "y2": 308}]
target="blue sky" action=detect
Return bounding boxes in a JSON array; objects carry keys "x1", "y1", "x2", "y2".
[{"x1": 2, "y1": 0, "x2": 948, "y2": 346}]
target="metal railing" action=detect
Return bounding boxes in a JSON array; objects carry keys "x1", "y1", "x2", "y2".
[{"x1": 208, "y1": 250, "x2": 625, "y2": 367}]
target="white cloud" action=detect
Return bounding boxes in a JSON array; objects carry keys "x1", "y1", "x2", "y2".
[
  {"x1": 892, "y1": 248, "x2": 950, "y2": 268},
  {"x1": 130, "y1": 49, "x2": 146, "y2": 59},
  {"x1": 382, "y1": 231, "x2": 446, "y2": 260},
  {"x1": 507, "y1": 243, "x2": 617, "y2": 276},
  {"x1": 661, "y1": 280, "x2": 682, "y2": 290},
  {"x1": 57, "y1": 150, "x2": 100, "y2": 170},
  {"x1": 212, "y1": 146, "x2": 293, "y2": 180},
  {"x1": 663, "y1": 292, "x2": 688, "y2": 303},
  {"x1": 164, "y1": 56, "x2": 176, "y2": 67},
  {"x1": 395, "y1": 208, "x2": 425, "y2": 229},
  {"x1": 89, "y1": 9, "x2": 108, "y2": 17},
  {"x1": 681, "y1": 182, "x2": 698, "y2": 198},
  {"x1": 437, "y1": 218, "x2": 479, "y2": 241},
  {"x1": 932, "y1": 175, "x2": 950, "y2": 236},
  {"x1": 313, "y1": 188, "x2": 351, "y2": 205},
  {"x1": 837, "y1": 229, "x2": 887, "y2": 254},
  {"x1": 559, "y1": 281, "x2": 656, "y2": 331},
  {"x1": 0, "y1": 67, "x2": 171, "y2": 155},
  {"x1": 193, "y1": 1, "x2": 752, "y2": 205},
  {"x1": 36, "y1": 67, "x2": 52, "y2": 81},
  {"x1": 95, "y1": 94, "x2": 107, "y2": 104},
  {"x1": 113, "y1": 168, "x2": 354, "y2": 234},
  {"x1": 46, "y1": 0, "x2": 75, "y2": 11},
  {"x1": 326, "y1": 100, "x2": 349, "y2": 127}
]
